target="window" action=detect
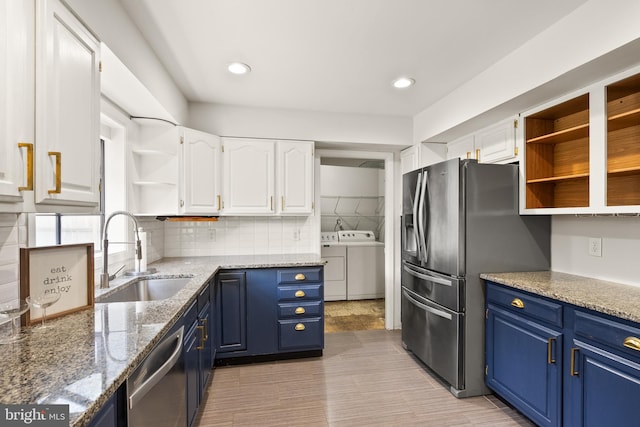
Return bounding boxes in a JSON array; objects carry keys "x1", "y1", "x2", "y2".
[{"x1": 33, "y1": 100, "x2": 129, "y2": 263}]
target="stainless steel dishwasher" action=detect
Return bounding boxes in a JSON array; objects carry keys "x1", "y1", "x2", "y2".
[{"x1": 127, "y1": 322, "x2": 185, "y2": 427}]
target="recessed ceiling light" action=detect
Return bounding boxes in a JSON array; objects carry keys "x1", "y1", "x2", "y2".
[
  {"x1": 392, "y1": 77, "x2": 415, "y2": 89},
  {"x1": 227, "y1": 62, "x2": 251, "y2": 75}
]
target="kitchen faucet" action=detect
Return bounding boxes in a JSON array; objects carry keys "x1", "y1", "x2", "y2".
[{"x1": 100, "y1": 211, "x2": 142, "y2": 289}]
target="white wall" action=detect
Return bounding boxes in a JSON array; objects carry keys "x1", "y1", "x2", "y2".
[
  {"x1": 413, "y1": 0, "x2": 640, "y2": 143},
  {"x1": 66, "y1": 0, "x2": 188, "y2": 124},
  {"x1": 188, "y1": 103, "x2": 412, "y2": 146},
  {"x1": 320, "y1": 165, "x2": 385, "y2": 238},
  {"x1": 552, "y1": 216, "x2": 640, "y2": 287}
]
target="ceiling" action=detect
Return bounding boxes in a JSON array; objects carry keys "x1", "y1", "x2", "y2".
[{"x1": 120, "y1": 0, "x2": 589, "y2": 118}]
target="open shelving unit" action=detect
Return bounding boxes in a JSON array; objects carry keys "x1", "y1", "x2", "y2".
[
  {"x1": 606, "y1": 72, "x2": 640, "y2": 206},
  {"x1": 525, "y1": 94, "x2": 590, "y2": 209}
]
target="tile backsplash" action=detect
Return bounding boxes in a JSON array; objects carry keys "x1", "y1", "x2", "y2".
[
  {"x1": 0, "y1": 214, "x2": 22, "y2": 303},
  {"x1": 163, "y1": 216, "x2": 319, "y2": 257}
]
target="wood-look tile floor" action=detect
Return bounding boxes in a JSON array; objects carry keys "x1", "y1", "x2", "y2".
[{"x1": 195, "y1": 330, "x2": 534, "y2": 427}]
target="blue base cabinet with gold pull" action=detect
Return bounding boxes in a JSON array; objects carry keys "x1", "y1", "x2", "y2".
[
  {"x1": 485, "y1": 283, "x2": 563, "y2": 427},
  {"x1": 215, "y1": 266, "x2": 324, "y2": 363},
  {"x1": 565, "y1": 309, "x2": 640, "y2": 427},
  {"x1": 486, "y1": 281, "x2": 640, "y2": 427}
]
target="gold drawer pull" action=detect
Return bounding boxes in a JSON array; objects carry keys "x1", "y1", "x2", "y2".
[
  {"x1": 570, "y1": 348, "x2": 579, "y2": 376},
  {"x1": 623, "y1": 337, "x2": 640, "y2": 352},
  {"x1": 294, "y1": 323, "x2": 305, "y2": 331},
  {"x1": 547, "y1": 338, "x2": 556, "y2": 364},
  {"x1": 295, "y1": 307, "x2": 306, "y2": 315},
  {"x1": 294, "y1": 290, "x2": 305, "y2": 298},
  {"x1": 48, "y1": 151, "x2": 62, "y2": 194},
  {"x1": 511, "y1": 298, "x2": 525, "y2": 309},
  {"x1": 295, "y1": 273, "x2": 306, "y2": 281},
  {"x1": 475, "y1": 148, "x2": 480, "y2": 161},
  {"x1": 18, "y1": 142, "x2": 34, "y2": 191},
  {"x1": 196, "y1": 325, "x2": 205, "y2": 350}
]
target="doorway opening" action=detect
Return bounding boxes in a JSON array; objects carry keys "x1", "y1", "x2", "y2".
[{"x1": 318, "y1": 156, "x2": 387, "y2": 333}]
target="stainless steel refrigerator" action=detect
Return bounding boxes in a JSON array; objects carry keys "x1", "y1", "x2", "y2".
[{"x1": 401, "y1": 158, "x2": 550, "y2": 397}]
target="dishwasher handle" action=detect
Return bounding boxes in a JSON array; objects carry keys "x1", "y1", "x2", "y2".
[{"x1": 129, "y1": 325, "x2": 184, "y2": 410}]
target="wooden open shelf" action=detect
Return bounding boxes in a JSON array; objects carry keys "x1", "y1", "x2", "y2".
[
  {"x1": 525, "y1": 93, "x2": 590, "y2": 209},
  {"x1": 607, "y1": 72, "x2": 640, "y2": 206}
]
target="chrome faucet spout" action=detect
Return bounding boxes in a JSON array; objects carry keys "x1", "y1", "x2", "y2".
[{"x1": 100, "y1": 211, "x2": 142, "y2": 289}]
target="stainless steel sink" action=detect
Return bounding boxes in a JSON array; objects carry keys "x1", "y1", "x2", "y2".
[{"x1": 98, "y1": 277, "x2": 193, "y2": 303}]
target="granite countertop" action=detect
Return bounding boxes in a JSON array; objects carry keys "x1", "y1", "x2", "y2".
[
  {"x1": 481, "y1": 271, "x2": 640, "y2": 324},
  {"x1": 0, "y1": 254, "x2": 324, "y2": 427}
]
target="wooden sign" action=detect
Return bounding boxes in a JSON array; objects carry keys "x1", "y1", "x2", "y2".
[{"x1": 20, "y1": 243, "x2": 94, "y2": 325}]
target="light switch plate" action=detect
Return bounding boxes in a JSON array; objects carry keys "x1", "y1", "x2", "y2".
[{"x1": 588, "y1": 237, "x2": 602, "y2": 257}]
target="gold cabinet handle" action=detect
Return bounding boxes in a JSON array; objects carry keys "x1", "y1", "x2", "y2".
[
  {"x1": 48, "y1": 151, "x2": 62, "y2": 194},
  {"x1": 201, "y1": 318, "x2": 208, "y2": 341},
  {"x1": 476, "y1": 148, "x2": 480, "y2": 161},
  {"x1": 270, "y1": 195, "x2": 273, "y2": 211},
  {"x1": 570, "y1": 347, "x2": 579, "y2": 376},
  {"x1": 217, "y1": 194, "x2": 221, "y2": 211},
  {"x1": 547, "y1": 337, "x2": 556, "y2": 364},
  {"x1": 295, "y1": 307, "x2": 306, "y2": 315},
  {"x1": 294, "y1": 290, "x2": 305, "y2": 298},
  {"x1": 466, "y1": 151, "x2": 470, "y2": 159},
  {"x1": 196, "y1": 325, "x2": 205, "y2": 350},
  {"x1": 18, "y1": 142, "x2": 34, "y2": 191},
  {"x1": 295, "y1": 273, "x2": 306, "y2": 281},
  {"x1": 281, "y1": 196, "x2": 285, "y2": 211},
  {"x1": 623, "y1": 336, "x2": 640, "y2": 352},
  {"x1": 294, "y1": 323, "x2": 305, "y2": 331},
  {"x1": 511, "y1": 298, "x2": 525, "y2": 309}
]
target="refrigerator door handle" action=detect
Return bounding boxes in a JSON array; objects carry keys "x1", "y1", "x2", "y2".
[
  {"x1": 402, "y1": 264, "x2": 452, "y2": 287},
  {"x1": 403, "y1": 289, "x2": 452, "y2": 320},
  {"x1": 417, "y1": 170, "x2": 429, "y2": 263},
  {"x1": 413, "y1": 172, "x2": 423, "y2": 261}
]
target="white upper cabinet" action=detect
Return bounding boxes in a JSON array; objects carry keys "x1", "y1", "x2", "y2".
[
  {"x1": 447, "y1": 135, "x2": 476, "y2": 161},
  {"x1": 475, "y1": 118, "x2": 518, "y2": 164},
  {"x1": 276, "y1": 140, "x2": 314, "y2": 215},
  {"x1": 446, "y1": 117, "x2": 518, "y2": 164},
  {"x1": 400, "y1": 146, "x2": 417, "y2": 174},
  {"x1": 222, "y1": 138, "x2": 276, "y2": 215},
  {"x1": 34, "y1": 0, "x2": 101, "y2": 208},
  {"x1": 221, "y1": 138, "x2": 314, "y2": 216},
  {"x1": 0, "y1": 0, "x2": 34, "y2": 209},
  {"x1": 180, "y1": 128, "x2": 221, "y2": 215}
]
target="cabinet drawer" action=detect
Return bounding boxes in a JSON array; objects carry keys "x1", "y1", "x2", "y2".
[
  {"x1": 277, "y1": 267, "x2": 323, "y2": 284},
  {"x1": 486, "y1": 282, "x2": 563, "y2": 328},
  {"x1": 574, "y1": 309, "x2": 640, "y2": 361},
  {"x1": 278, "y1": 318, "x2": 323, "y2": 350},
  {"x1": 277, "y1": 284, "x2": 323, "y2": 301},
  {"x1": 278, "y1": 301, "x2": 323, "y2": 318}
]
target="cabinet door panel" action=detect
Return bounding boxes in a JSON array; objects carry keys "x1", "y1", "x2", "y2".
[
  {"x1": 0, "y1": 0, "x2": 33, "y2": 204},
  {"x1": 222, "y1": 139, "x2": 274, "y2": 214},
  {"x1": 476, "y1": 119, "x2": 517, "y2": 163},
  {"x1": 181, "y1": 128, "x2": 221, "y2": 214},
  {"x1": 277, "y1": 141, "x2": 313, "y2": 214},
  {"x1": 568, "y1": 340, "x2": 640, "y2": 427},
  {"x1": 216, "y1": 271, "x2": 247, "y2": 353},
  {"x1": 486, "y1": 305, "x2": 562, "y2": 427},
  {"x1": 36, "y1": 0, "x2": 100, "y2": 206}
]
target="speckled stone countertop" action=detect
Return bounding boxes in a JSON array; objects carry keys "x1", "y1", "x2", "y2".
[
  {"x1": 481, "y1": 271, "x2": 640, "y2": 324},
  {"x1": 0, "y1": 254, "x2": 324, "y2": 427}
]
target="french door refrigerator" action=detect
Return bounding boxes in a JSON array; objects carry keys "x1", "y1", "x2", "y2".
[{"x1": 401, "y1": 158, "x2": 550, "y2": 397}]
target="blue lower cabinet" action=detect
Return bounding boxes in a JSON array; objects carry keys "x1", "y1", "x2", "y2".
[
  {"x1": 215, "y1": 267, "x2": 324, "y2": 361},
  {"x1": 87, "y1": 388, "x2": 122, "y2": 427},
  {"x1": 486, "y1": 304, "x2": 562, "y2": 427},
  {"x1": 487, "y1": 281, "x2": 640, "y2": 427}
]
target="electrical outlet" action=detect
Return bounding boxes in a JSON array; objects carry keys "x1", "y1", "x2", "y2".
[
  {"x1": 293, "y1": 229, "x2": 300, "y2": 241},
  {"x1": 588, "y1": 237, "x2": 602, "y2": 257},
  {"x1": 209, "y1": 229, "x2": 216, "y2": 242}
]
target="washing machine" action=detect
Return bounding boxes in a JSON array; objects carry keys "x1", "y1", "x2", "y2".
[{"x1": 320, "y1": 231, "x2": 384, "y2": 301}]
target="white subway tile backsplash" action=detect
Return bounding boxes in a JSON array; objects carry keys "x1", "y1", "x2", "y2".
[
  {"x1": 0, "y1": 214, "x2": 19, "y2": 303},
  {"x1": 163, "y1": 214, "x2": 319, "y2": 257}
]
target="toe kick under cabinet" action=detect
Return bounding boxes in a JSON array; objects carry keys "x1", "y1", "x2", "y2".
[
  {"x1": 215, "y1": 266, "x2": 324, "y2": 363},
  {"x1": 485, "y1": 281, "x2": 640, "y2": 427}
]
